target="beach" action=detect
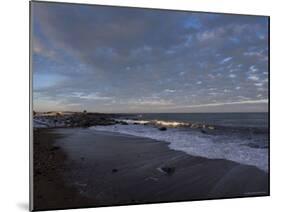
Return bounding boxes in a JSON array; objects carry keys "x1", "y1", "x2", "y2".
[
  {"x1": 30, "y1": 4, "x2": 269, "y2": 211},
  {"x1": 33, "y1": 128, "x2": 269, "y2": 210}
]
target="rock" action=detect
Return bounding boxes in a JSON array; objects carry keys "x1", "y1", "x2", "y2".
[
  {"x1": 112, "y1": 168, "x2": 118, "y2": 173},
  {"x1": 159, "y1": 127, "x2": 167, "y2": 131},
  {"x1": 161, "y1": 167, "x2": 175, "y2": 175},
  {"x1": 82, "y1": 121, "x2": 91, "y2": 128},
  {"x1": 201, "y1": 129, "x2": 207, "y2": 134}
]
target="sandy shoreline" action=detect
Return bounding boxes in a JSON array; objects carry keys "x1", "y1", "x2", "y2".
[
  {"x1": 33, "y1": 128, "x2": 269, "y2": 211},
  {"x1": 33, "y1": 129, "x2": 93, "y2": 211}
]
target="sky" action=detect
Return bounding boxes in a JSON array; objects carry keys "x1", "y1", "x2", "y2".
[{"x1": 32, "y1": 2, "x2": 269, "y2": 113}]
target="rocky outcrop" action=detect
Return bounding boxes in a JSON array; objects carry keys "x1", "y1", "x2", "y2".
[{"x1": 33, "y1": 112, "x2": 121, "y2": 129}]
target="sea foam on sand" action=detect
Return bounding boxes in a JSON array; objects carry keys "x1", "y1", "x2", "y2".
[{"x1": 92, "y1": 123, "x2": 268, "y2": 172}]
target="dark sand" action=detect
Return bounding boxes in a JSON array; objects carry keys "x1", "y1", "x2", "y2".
[
  {"x1": 33, "y1": 129, "x2": 93, "y2": 211},
  {"x1": 33, "y1": 128, "x2": 269, "y2": 211}
]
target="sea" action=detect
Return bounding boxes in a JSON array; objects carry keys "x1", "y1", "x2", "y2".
[{"x1": 92, "y1": 113, "x2": 269, "y2": 172}]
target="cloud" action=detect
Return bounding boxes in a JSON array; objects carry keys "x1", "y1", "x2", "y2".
[
  {"x1": 220, "y1": 57, "x2": 233, "y2": 64},
  {"x1": 128, "y1": 98, "x2": 174, "y2": 106},
  {"x1": 197, "y1": 30, "x2": 216, "y2": 42},
  {"x1": 248, "y1": 75, "x2": 260, "y2": 81},
  {"x1": 249, "y1": 65, "x2": 258, "y2": 73},
  {"x1": 164, "y1": 99, "x2": 268, "y2": 109},
  {"x1": 31, "y1": 2, "x2": 269, "y2": 112},
  {"x1": 70, "y1": 92, "x2": 113, "y2": 100},
  {"x1": 244, "y1": 51, "x2": 262, "y2": 57},
  {"x1": 254, "y1": 82, "x2": 263, "y2": 87},
  {"x1": 164, "y1": 89, "x2": 176, "y2": 93},
  {"x1": 32, "y1": 35, "x2": 56, "y2": 60}
]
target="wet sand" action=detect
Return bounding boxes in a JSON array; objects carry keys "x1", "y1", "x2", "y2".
[{"x1": 32, "y1": 128, "x2": 269, "y2": 211}]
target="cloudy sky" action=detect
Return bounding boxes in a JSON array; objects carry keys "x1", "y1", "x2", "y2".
[{"x1": 32, "y1": 2, "x2": 269, "y2": 113}]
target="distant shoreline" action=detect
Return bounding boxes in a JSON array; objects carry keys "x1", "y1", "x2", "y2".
[{"x1": 33, "y1": 111, "x2": 268, "y2": 129}]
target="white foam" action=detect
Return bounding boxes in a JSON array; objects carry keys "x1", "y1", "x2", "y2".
[
  {"x1": 91, "y1": 124, "x2": 268, "y2": 172},
  {"x1": 116, "y1": 118, "x2": 190, "y2": 127},
  {"x1": 116, "y1": 119, "x2": 151, "y2": 125}
]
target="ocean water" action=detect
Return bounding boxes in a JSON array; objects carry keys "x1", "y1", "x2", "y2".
[
  {"x1": 131, "y1": 112, "x2": 268, "y2": 128},
  {"x1": 92, "y1": 113, "x2": 269, "y2": 172}
]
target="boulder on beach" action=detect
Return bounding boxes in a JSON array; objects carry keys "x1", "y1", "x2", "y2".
[
  {"x1": 158, "y1": 127, "x2": 167, "y2": 131},
  {"x1": 160, "y1": 167, "x2": 175, "y2": 175},
  {"x1": 201, "y1": 129, "x2": 207, "y2": 134},
  {"x1": 120, "y1": 121, "x2": 129, "y2": 125},
  {"x1": 112, "y1": 168, "x2": 118, "y2": 173}
]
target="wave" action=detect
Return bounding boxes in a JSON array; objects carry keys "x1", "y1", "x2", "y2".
[
  {"x1": 115, "y1": 118, "x2": 215, "y2": 129},
  {"x1": 91, "y1": 122, "x2": 268, "y2": 172}
]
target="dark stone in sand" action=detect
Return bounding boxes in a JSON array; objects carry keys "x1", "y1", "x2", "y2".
[
  {"x1": 161, "y1": 167, "x2": 175, "y2": 175},
  {"x1": 112, "y1": 168, "x2": 118, "y2": 173},
  {"x1": 201, "y1": 129, "x2": 207, "y2": 134},
  {"x1": 159, "y1": 127, "x2": 167, "y2": 131}
]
